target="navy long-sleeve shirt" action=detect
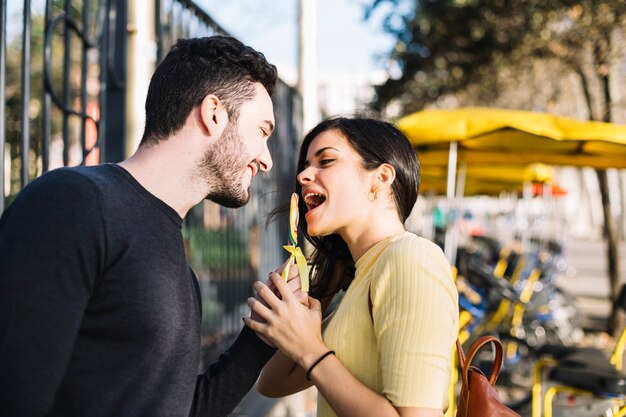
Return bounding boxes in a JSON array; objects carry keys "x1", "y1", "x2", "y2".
[{"x1": 0, "y1": 164, "x2": 275, "y2": 417}]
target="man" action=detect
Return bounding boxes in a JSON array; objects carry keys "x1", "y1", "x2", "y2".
[{"x1": 0, "y1": 36, "x2": 293, "y2": 417}]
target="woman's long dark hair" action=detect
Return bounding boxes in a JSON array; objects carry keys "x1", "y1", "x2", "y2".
[{"x1": 273, "y1": 117, "x2": 421, "y2": 304}]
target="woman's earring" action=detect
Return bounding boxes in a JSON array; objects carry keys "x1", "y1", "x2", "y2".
[{"x1": 369, "y1": 188, "x2": 378, "y2": 202}]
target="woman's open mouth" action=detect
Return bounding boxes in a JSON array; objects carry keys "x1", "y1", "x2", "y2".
[{"x1": 303, "y1": 192, "x2": 326, "y2": 215}]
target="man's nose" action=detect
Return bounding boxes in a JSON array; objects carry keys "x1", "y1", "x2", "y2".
[{"x1": 258, "y1": 144, "x2": 273, "y2": 172}]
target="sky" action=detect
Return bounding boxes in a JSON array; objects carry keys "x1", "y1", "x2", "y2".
[
  {"x1": 6, "y1": 0, "x2": 400, "y2": 83},
  {"x1": 196, "y1": 0, "x2": 398, "y2": 82}
]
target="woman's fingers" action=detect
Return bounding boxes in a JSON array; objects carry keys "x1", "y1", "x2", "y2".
[
  {"x1": 268, "y1": 271, "x2": 297, "y2": 302},
  {"x1": 252, "y1": 275, "x2": 314, "y2": 315},
  {"x1": 285, "y1": 264, "x2": 302, "y2": 293},
  {"x1": 266, "y1": 262, "x2": 302, "y2": 299},
  {"x1": 294, "y1": 290, "x2": 310, "y2": 306},
  {"x1": 308, "y1": 296, "x2": 322, "y2": 312},
  {"x1": 250, "y1": 267, "x2": 304, "y2": 324},
  {"x1": 247, "y1": 296, "x2": 273, "y2": 321},
  {"x1": 243, "y1": 315, "x2": 265, "y2": 334},
  {"x1": 245, "y1": 287, "x2": 326, "y2": 363},
  {"x1": 253, "y1": 280, "x2": 285, "y2": 311}
]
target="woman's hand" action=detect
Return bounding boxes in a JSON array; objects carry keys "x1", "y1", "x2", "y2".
[
  {"x1": 250, "y1": 261, "x2": 308, "y2": 347},
  {"x1": 244, "y1": 272, "x2": 328, "y2": 369},
  {"x1": 265, "y1": 260, "x2": 310, "y2": 306}
]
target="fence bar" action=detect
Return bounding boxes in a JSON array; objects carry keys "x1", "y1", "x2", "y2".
[
  {"x1": 103, "y1": 0, "x2": 126, "y2": 162},
  {"x1": 168, "y1": 2, "x2": 174, "y2": 49},
  {"x1": 175, "y1": 0, "x2": 227, "y2": 34},
  {"x1": 155, "y1": 0, "x2": 163, "y2": 63},
  {"x1": 0, "y1": 0, "x2": 6, "y2": 211},
  {"x1": 42, "y1": 0, "x2": 53, "y2": 173},
  {"x1": 98, "y1": 0, "x2": 109, "y2": 164},
  {"x1": 62, "y1": 0, "x2": 71, "y2": 166},
  {"x1": 20, "y1": 0, "x2": 32, "y2": 187},
  {"x1": 80, "y1": 0, "x2": 89, "y2": 163}
]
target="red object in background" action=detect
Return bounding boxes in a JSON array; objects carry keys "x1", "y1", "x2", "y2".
[{"x1": 531, "y1": 182, "x2": 568, "y2": 197}]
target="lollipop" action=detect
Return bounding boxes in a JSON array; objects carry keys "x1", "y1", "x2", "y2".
[{"x1": 280, "y1": 193, "x2": 309, "y2": 292}]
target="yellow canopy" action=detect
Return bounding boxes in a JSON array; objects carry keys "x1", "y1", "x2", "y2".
[
  {"x1": 397, "y1": 107, "x2": 626, "y2": 169},
  {"x1": 420, "y1": 163, "x2": 557, "y2": 196}
]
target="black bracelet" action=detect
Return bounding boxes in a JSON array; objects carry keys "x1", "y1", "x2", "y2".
[{"x1": 305, "y1": 350, "x2": 335, "y2": 381}]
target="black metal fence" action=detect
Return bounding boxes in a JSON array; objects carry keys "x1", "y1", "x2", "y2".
[
  {"x1": 1, "y1": 0, "x2": 302, "y2": 365},
  {"x1": 1, "y1": 0, "x2": 126, "y2": 210}
]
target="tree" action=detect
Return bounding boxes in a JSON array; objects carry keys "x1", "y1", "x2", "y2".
[{"x1": 368, "y1": 0, "x2": 626, "y2": 333}]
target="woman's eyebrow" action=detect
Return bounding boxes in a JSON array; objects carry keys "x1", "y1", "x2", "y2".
[
  {"x1": 314, "y1": 146, "x2": 340, "y2": 157},
  {"x1": 304, "y1": 146, "x2": 341, "y2": 167}
]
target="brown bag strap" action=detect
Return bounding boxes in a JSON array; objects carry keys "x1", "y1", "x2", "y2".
[
  {"x1": 457, "y1": 335, "x2": 503, "y2": 387},
  {"x1": 456, "y1": 338, "x2": 466, "y2": 367}
]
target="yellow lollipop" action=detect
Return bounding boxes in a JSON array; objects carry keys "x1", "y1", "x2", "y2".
[
  {"x1": 288, "y1": 194, "x2": 299, "y2": 247},
  {"x1": 280, "y1": 193, "x2": 309, "y2": 292}
]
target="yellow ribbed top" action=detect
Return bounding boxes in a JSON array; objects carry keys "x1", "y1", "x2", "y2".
[{"x1": 318, "y1": 232, "x2": 458, "y2": 417}]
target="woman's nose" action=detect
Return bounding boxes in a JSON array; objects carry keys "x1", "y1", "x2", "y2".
[{"x1": 297, "y1": 167, "x2": 313, "y2": 185}]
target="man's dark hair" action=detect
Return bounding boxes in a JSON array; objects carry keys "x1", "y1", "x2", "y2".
[{"x1": 141, "y1": 36, "x2": 278, "y2": 146}]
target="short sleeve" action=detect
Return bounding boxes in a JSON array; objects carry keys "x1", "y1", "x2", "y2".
[{"x1": 370, "y1": 235, "x2": 458, "y2": 409}]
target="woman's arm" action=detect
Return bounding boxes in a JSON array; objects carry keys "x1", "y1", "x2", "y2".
[
  {"x1": 244, "y1": 273, "x2": 442, "y2": 417},
  {"x1": 257, "y1": 350, "x2": 312, "y2": 397},
  {"x1": 256, "y1": 268, "x2": 337, "y2": 397},
  {"x1": 307, "y1": 349, "x2": 440, "y2": 417}
]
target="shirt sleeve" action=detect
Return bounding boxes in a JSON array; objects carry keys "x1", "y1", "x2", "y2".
[
  {"x1": 189, "y1": 326, "x2": 277, "y2": 417},
  {"x1": 370, "y1": 236, "x2": 459, "y2": 409},
  {"x1": 0, "y1": 170, "x2": 105, "y2": 415}
]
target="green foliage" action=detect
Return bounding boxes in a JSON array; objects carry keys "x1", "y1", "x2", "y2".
[
  {"x1": 184, "y1": 227, "x2": 252, "y2": 271},
  {"x1": 201, "y1": 291, "x2": 225, "y2": 325},
  {"x1": 368, "y1": 0, "x2": 626, "y2": 114}
]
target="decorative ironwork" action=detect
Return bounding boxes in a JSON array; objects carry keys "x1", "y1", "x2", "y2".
[
  {"x1": 1, "y1": 0, "x2": 302, "y2": 366},
  {"x1": 0, "y1": 0, "x2": 126, "y2": 210}
]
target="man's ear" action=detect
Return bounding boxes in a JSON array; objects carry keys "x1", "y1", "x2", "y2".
[{"x1": 199, "y1": 94, "x2": 229, "y2": 137}]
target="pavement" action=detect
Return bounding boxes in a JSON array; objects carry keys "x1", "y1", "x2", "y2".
[
  {"x1": 231, "y1": 388, "x2": 316, "y2": 417},
  {"x1": 559, "y1": 238, "x2": 626, "y2": 331}
]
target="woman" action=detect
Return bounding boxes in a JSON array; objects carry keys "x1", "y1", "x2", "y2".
[{"x1": 244, "y1": 117, "x2": 458, "y2": 417}]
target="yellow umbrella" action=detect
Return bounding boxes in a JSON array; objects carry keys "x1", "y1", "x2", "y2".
[
  {"x1": 420, "y1": 163, "x2": 556, "y2": 196},
  {"x1": 398, "y1": 107, "x2": 626, "y2": 170},
  {"x1": 398, "y1": 107, "x2": 626, "y2": 261}
]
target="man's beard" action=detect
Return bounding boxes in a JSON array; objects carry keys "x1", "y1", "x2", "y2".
[{"x1": 198, "y1": 121, "x2": 253, "y2": 208}]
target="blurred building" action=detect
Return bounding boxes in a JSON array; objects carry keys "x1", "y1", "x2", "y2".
[{"x1": 317, "y1": 70, "x2": 388, "y2": 117}]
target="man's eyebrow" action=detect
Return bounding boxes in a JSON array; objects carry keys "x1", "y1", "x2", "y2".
[{"x1": 304, "y1": 146, "x2": 340, "y2": 167}]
